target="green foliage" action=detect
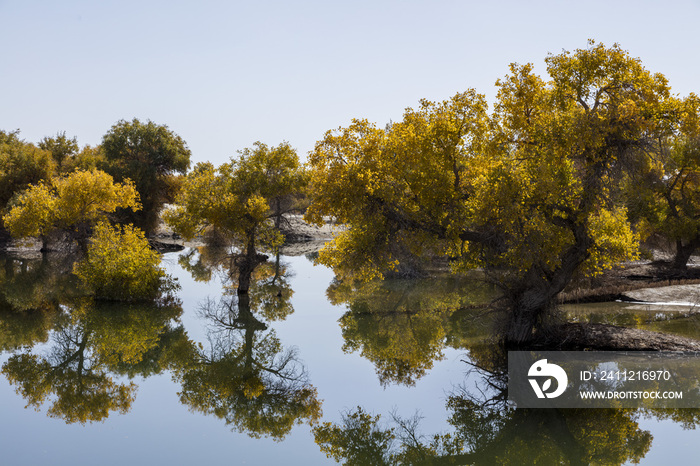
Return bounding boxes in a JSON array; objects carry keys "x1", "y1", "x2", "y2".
[
  {"x1": 314, "y1": 401, "x2": 657, "y2": 465},
  {"x1": 165, "y1": 141, "x2": 305, "y2": 293},
  {"x1": 3, "y1": 351, "x2": 136, "y2": 424},
  {"x1": 177, "y1": 246, "x2": 295, "y2": 320},
  {"x1": 0, "y1": 252, "x2": 80, "y2": 350},
  {"x1": 38, "y1": 131, "x2": 78, "y2": 169},
  {"x1": 73, "y1": 222, "x2": 177, "y2": 302},
  {"x1": 175, "y1": 291, "x2": 321, "y2": 440},
  {"x1": 328, "y1": 276, "x2": 493, "y2": 386},
  {"x1": 0, "y1": 130, "x2": 55, "y2": 217},
  {"x1": 0, "y1": 297, "x2": 188, "y2": 424},
  {"x1": 236, "y1": 141, "x2": 308, "y2": 227},
  {"x1": 314, "y1": 407, "x2": 397, "y2": 465},
  {"x1": 165, "y1": 141, "x2": 305, "y2": 247},
  {"x1": 627, "y1": 93, "x2": 700, "y2": 268},
  {"x1": 102, "y1": 118, "x2": 191, "y2": 232},
  {"x1": 60, "y1": 144, "x2": 106, "y2": 175}
]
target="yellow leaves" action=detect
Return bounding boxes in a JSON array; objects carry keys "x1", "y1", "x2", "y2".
[
  {"x1": 73, "y1": 222, "x2": 176, "y2": 301},
  {"x1": 166, "y1": 144, "x2": 303, "y2": 253},
  {"x1": 53, "y1": 169, "x2": 141, "y2": 225},
  {"x1": 303, "y1": 42, "x2": 684, "y2": 296},
  {"x1": 2, "y1": 182, "x2": 56, "y2": 238},
  {"x1": 245, "y1": 194, "x2": 269, "y2": 222},
  {"x1": 2, "y1": 169, "x2": 141, "y2": 240},
  {"x1": 317, "y1": 230, "x2": 386, "y2": 282},
  {"x1": 582, "y1": 207, "x2": 640, "y2": 276}
]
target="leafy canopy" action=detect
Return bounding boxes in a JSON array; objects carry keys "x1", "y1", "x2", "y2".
[
  {"x1": 73, "y1": 222, "x2": 176, "y2": 302},
  {"x1": 0, "y1": 130, "x2": 55, "y2": 216},
  {"x1": 2, "y1": 169, "x2": 140, "y2": 242},
  {"x1": 38, "y1": 131, "x2": 78, "y2": 169},
  {"x1": 627, "y1": 93, "x2": 700, "y2": 268},
  {"x1": 305, "y1": 41, "x2": 677, "y2": 343},
  {"x1": 165, "y1": 141, "x2": 305, "y2": 250},
  {"x1": 101, "y1": 118, "x2": 191, "y2": 232}
]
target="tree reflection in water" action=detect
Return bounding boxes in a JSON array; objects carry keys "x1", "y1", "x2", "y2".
[
  {"x1": 320, "y1": 276, "x2": 700, "y2": 465},
  {"x1": 2, "y1": 248, "x2": 699, "y2": 461},
  {"x1": 0, "y1": 252, "x2": 81, "y2": 351},
  {"x1": 1, "y1": 297, "x2": 185, "y2": 424},
  {"x1": 327, "y1": 275, "x2": 494, "y2": 387},
  {"x1": 315, "y1": 354, "x2": 700, "y2": 466},
  {"x1": 174, "y1": 248, "x2": 322, "y2": 440}
]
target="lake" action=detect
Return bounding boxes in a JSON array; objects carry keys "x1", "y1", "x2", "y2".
[{"x1": 0, "y1": 247, "x2": 699, "y2": 464}]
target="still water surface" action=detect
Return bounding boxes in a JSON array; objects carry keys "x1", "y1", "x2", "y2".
[{"x1": 0, "y1": 248, "x2": 699, "y2": 464}]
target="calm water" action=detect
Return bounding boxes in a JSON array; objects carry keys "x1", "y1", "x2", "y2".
[{"x1": 0, "y1": 248, "x2": 699, "y2": 465}]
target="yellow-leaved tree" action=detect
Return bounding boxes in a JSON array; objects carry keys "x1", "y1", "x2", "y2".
[
  {"x1": 164, "y1": 142, "x2": 306, "y2": 294},
  {"x1": 73, "y1": 222, "x2": 177, "y2": 302},
  {"x1": 0, "y1": 130, "x2": 55, "y2": 244},
  {"x1": 625, "y1": 93, "x2": 700, "y2": 271},
  {"x1": 3, "y1": 168, "x2": 140, "y2": 251},
  {"x1": 305, "y1": 41, "x2": 675, "y2": 345}
]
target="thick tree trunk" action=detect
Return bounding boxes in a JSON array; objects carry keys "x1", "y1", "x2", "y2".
[
  {"x1": 503, "y1": 284, "x2": 554, "y2": 346},
  {"x1": 235, "y1": 231, "x2": 268, "y2": 295},
  {"x1": 40, "y1": 235, "x2": 49, "y2": 253},
  {"x1": 502, "y1": 224, "x2": 592, "y2": 347},
  {"x1": 0, "y1": 226, "x2": 12, "y2": 250},
  {"x1": 671, "y1": 238, "x2": 700, "y2": 271}
]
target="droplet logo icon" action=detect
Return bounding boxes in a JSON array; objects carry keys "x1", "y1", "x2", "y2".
[{"x1": 528, "y1": 359, "x2": 568, "y2": 399}]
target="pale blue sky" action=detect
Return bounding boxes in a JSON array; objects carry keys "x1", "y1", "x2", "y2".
[{"x1": 2, "y1": 0, "x2": 699, "y2": 165}]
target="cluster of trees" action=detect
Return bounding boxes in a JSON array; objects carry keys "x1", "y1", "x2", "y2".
[
  {"x1": 0, "y1": 119, "x2": 191, "y2": 301},
  {"x1": 4, "y1": 41, "x2": 700, "y2": 345},
  {"x1": 313, "y1": 402, "x2": 663, "y2": 465},
  {"x1": 163, "y1": 141, "x2": 307, "y2": 294},
  {"x1": 0, "y1": 125, "x2": 308, "y2": 300},
  {"x1": 304, "y1": 40, "x2": 700, "y2": 345},
  {"x1": 1, "y1": 119, "x2": 191, "y2": 240},
  {"x1": 0, "y1": 248, "x2": 321, "y2": 438}
]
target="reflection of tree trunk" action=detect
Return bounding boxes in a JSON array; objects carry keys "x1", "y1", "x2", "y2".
[
  {"x1": 235, "y1": 229, "x2": 267, "y2": 295},
  {"x1": 235, "y1": 293, "x2": 267, "y2": 375},
  {"x1": 271, "y1": 252, "x2": 281, "y2": 287},
  {"x1": 76, "y1": 335, "x2": 87, "y2": 394},
  {"x1": 54, "y1": 332, "x2": 90, "y2": 371},
  {"x1": 3, "y1": 256, "x2": 14, "y2": 278},
  {"x1": 240, "y1": 294, "x2": 255, "y2": 373}
]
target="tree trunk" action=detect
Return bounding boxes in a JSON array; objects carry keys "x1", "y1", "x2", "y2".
[
  {"x1": 671, "y1": 238, "x2": 700, "y2": 271},
  {"x1": 235, "y1": 230, "x2": 268, "y2": 295},
  {"x1": 274, "y1": 198, "x2": 282, "y2": 230},
  {"x1": 0, "y1": 226, "x2": 11, "y2": 249},
  {"x1": 40, "y1": 234, "x2": 49, "y2": 253},
  {"x1": 503, "y1": 285, "x2": 554, "y2": 346},
  {"x1": 238, "y1": 292, "x2": 262, "y2": 373},
  {"x1": 501, "y1": 224, "x2": 592, "y2": 347}
]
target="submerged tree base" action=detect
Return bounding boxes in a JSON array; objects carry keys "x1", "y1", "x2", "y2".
[{"x1": 521, "y1": 323, "x2": 700, "y2": 352}]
